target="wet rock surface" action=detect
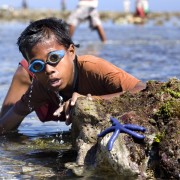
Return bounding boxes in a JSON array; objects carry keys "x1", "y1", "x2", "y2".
[{"x1": 70, "y1": 78, "x2": 180, "y2": 179}]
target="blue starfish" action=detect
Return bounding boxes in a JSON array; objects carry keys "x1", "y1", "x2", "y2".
[{"x1": 98, "y1": 117, "x2": 146, "y2": 151}]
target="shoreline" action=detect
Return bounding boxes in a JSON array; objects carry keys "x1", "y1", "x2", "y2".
[{"x1": 0, "y1": 9, "x2": 180, "y2": 25}]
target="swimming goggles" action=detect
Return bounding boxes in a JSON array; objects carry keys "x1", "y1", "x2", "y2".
[{"x1": 28, "y1": 50, "x2": 65, "y2": 73}]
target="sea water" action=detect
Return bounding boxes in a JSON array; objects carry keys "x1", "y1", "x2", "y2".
[{"x1": 0, "y1": 19, "x2": 180, "y2": 178}]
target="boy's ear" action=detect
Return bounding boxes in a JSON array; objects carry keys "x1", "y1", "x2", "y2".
[
  {"x1": 69, "y1": 44, "x2": 75, "y2": 54},
  {"x1": 68, "y1": 44, "x2": 76, "y2": 59}
]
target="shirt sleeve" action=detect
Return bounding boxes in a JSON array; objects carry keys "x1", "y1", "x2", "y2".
[
  {"x1": 91, "y1": 56, "x2": 140, "y2": 92},
  {"x1": 104, "y1": 67, "x2": 140, "y2": 92}
]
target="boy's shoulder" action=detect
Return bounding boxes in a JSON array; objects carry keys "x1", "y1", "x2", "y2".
[
  {"x1": 77, "y1": 54, "x2": 106, "y2": 64},
  {"x1": 76, "y1": 54, "x2": 113, "y2": 73}
]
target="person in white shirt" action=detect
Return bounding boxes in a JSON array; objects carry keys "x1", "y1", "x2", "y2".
[
  {"x1": 123, "y1": 0, "x2": 131, "y2": 14},
  {"x1": 66, "y1": 0, "x2": 106, "y2": 42},
  {"x1": 142, "y1": 0, "x2": 149, "y2": 15}
]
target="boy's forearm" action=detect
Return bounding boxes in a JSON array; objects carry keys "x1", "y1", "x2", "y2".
[
  {"x1": 129, "y1": 81, "x2": 146, "y2": 94},
  {"x1": 93, "y1": 82, "x2": 146, "y2": 100},
  {"x1": 0, "y1": 106, "x2": 25, "y2": 135},
  {"x1": 0, "y1": 104, "x2": 14, "y2": 118}
]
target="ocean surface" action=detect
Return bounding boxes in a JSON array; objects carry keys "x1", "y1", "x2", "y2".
[{"x1": 0, "y1": 19, "x2": 180, "y2": 178}]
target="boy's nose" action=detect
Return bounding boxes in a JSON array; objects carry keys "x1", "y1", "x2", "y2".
[{"x1": 45, "y1": 64, "x2": 55, "y2": 75}]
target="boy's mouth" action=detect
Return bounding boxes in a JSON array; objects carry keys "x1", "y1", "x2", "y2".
[{"x1": 49, "y1": 79, "x2": 62, "y2": 88}]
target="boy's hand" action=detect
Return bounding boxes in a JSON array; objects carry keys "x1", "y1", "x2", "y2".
[
  {"x1": 53, "y1": 92, "x2": 92, "y2": 125},
  {"x1": 64, "y1": 92, "x2": 82, "y2": 125}
]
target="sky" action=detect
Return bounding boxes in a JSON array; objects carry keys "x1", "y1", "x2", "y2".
[{"x1": 0, "y1": 0, "x2": 180, "y2": 12}]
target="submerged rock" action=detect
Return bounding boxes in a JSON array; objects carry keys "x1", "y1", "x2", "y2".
[{"x1": 67, "y1": 78, "x2": 180, "y2": 179}]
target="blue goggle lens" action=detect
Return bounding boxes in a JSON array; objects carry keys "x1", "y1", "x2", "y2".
[
  {"x1": 28, "y1": 50, "x2": 65, "y2": 73},
  {"x1": 29, "y1": 60, "x2": 45, "y2": 73}
]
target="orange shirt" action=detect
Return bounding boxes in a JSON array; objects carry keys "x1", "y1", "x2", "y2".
[{"x1": 14, "y1": 55, "x2": 140, "y2": 121}]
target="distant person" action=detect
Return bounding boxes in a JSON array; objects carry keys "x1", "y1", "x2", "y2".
[
  {"x1": 0, "y1": 17, "x2": 145, "y2": 134},
  {"x1": 22, "y1": 0, "x2": 28, "y2": 9},
  {"x1": 134, "y1": 0, "x2": 148, "y2": 18},
  {"x1": 66, "y1": 0, "x2": 106, "y2": 42},
  {"x1": 142, "y1": 0, "x2": 149, "y2": 16},
  {"x1": 123, "y1": 0, "x2": 131, "y2": 14},
  {"x1": 61, "y1": 0, "x2": 66, "y2": 11}
]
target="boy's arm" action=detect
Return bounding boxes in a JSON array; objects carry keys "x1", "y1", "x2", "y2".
[
  {"x1": 0, "y1": 105, "x2": 26, "y2": 135},
  {"x1": 54, "y1": 82, "x2": 146, "y2": 125},
  {"x1": 128, "y1": 81, "x2": 146, "y2": 93},
  {"x1": 0, "y1": 65, "x2": 31, "y2": 117},
  {"x1": 98, "y1": 81, "x2": 146, "y2": 100}
]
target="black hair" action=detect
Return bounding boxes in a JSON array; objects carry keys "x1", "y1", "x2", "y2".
[{"x1": 17, "y1": 17, "x2": 78, "y2": 60}]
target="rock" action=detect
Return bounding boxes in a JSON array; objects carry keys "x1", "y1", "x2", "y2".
[{"x1": 67, "y1": 78, "x2": 180, "y2": 179}]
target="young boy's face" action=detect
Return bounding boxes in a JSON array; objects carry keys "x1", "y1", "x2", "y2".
[{"x1": 26, "y1": 37, "x2": 76, "y2": 93}]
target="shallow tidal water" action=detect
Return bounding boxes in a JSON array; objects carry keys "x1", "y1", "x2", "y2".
[{"x1": 0, "y1": 19, "x2": 180, "y2": 179}]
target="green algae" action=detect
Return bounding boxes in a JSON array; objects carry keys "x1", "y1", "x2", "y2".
[
  {"x1": 155, "y1": 100, "x2": 180, "y2": 120},
  {"x1": 83, "y1": 107, "x2": 91, "y2": 111},
  {"x1": 153, "y1": 131, "x2": 165, "y2": 143},
  {"x1": 155, "y1": 101, "x2": 173, "y2": 119},
  {"x1": 150, "y1": 78, "x2": 180, "y2": 121},
  {"x1": 166, "y1": 88, "x2": 180, "y2": 98}
]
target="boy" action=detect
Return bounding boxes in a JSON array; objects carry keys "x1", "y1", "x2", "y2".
[{"x1": 0, "y1": 17, "x2": 146, "y2": 134}]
